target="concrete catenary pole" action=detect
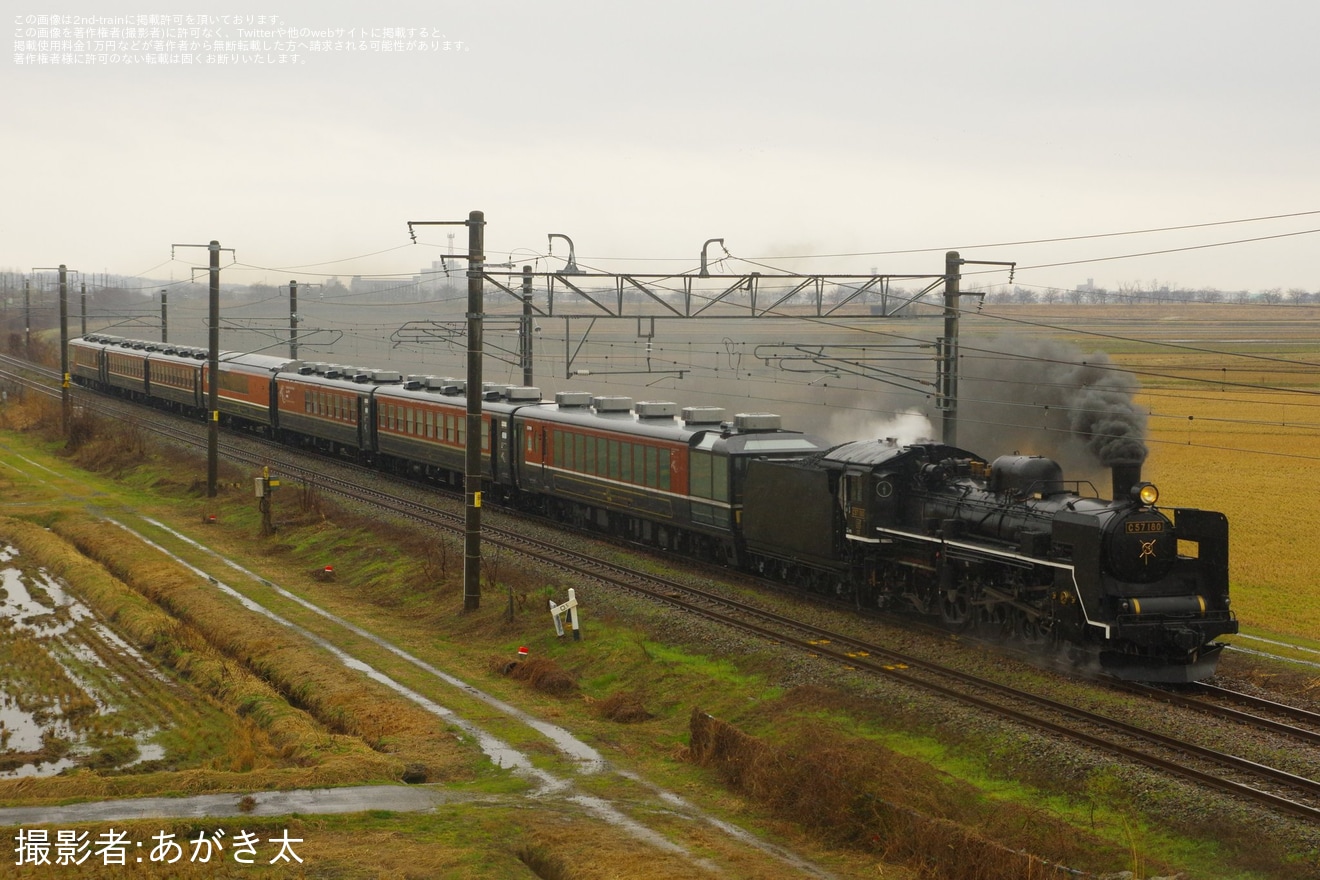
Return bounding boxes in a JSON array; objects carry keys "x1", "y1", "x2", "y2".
[
  {"x1": 521, "y1": 264, "x2": 534, "y2": 386},
  {"x1": 207, "y1": 241, "x2": 220, "y2": 498},
  {"x1": 463, "y1": 211, "x2": 485, "y2": 612},
  {"x1": 160, "y1": 290, "x2": 168, "y2": 343},
  {"x1": 940, "y1": 251, "x2": 962, "y2": 448},
  {"x1": 58, "y1": 265, "x2": 69, "y2": 435},
  {"x1": 289, "y1": 280, "x2": 299, "y2": 360}
]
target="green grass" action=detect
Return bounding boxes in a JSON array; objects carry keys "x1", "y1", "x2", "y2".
[{"x1": 0, "y1": 394, "x2": 1314, "y2": 879}]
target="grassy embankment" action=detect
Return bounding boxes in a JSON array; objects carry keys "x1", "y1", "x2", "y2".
[{"x1": 0, "y1": 373, "x2": 1313, "y2": 878}]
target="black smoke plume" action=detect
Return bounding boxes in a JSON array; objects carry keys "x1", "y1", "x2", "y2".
[{"x1": 949, "y1": 337, "x2": 1148, "y2": 469}]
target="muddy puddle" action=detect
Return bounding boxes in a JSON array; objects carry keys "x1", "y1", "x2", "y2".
[{"x1": 0, "y1": 545, "x2": 166, "y2": 778}]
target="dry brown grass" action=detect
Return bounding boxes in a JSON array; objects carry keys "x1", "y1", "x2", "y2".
[
  {"x1": 0, "y1": 394, "x2": 46, "y2": 432},
  {"x1": 684, "y1": 708, "x2": 1169, "y2": 880},
  {"x1": 0, "y1": 512, "x2": 475, "y2": 804},
  {"x1": 56, "y1": 514, "x2": 472, "y2": 775},
  {"x1": 494, "y1": 655, "x2": 578, "y2": 696},
  {"x1": 516, "y1": 842, "x2": 574, "y2": 880},
  {"x1": 58, "y1": 405, "x2": 149, "y2": 467},
  {"x1": 590, "y1": 691, "x2": 654, "y2": 723}
]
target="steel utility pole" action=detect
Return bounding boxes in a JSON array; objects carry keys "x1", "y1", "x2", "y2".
[
  {"x1": 407, "y1": 211, "x2": 486, "y2": 612},
  {"x1": 160, "y1": 290, "x2": 168, "y2": 343}
]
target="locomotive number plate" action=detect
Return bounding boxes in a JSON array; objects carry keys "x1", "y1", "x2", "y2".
[{"x1": 1125, "y1": 521, "x2": 1165, "y2": 533}]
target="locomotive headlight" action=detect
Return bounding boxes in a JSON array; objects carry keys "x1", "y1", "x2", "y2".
[{"x1": 1135, "y1": 482, "x2": 1159, "y2": 506}]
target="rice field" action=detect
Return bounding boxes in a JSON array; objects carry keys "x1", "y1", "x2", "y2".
[
  {"x1": 1139, "y1": 386, "x2": 1320, "y2": 640},
  {"x1": 972, "y1": 302, "x2": 1320, "y2": 643}
]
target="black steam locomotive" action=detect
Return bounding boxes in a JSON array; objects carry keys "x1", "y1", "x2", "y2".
[
  {"x1": 740, "y1": 441, "x2": 1235, "y2": 682},
  {"x1": 68, "y1": 334, "x2": 1235, "y2": 681}
]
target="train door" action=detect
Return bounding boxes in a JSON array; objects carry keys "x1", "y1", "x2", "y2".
[
  {"x1": 358, "y1": 393, "x2": 374, "y2": 453},
  {"x1": 840, "y1": 469, "x2": 867, "y2": 538},
  {"x1": 265, "y1": 376, "x2": 280, "y2": 427},
  {"x1": 489, "y1": 416, "x2": 502, "y2": 482},
  {"x1": 507, "y1": 419, "x2": 522, "y2": 490}
]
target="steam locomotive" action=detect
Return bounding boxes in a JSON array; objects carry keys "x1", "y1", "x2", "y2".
[
  {"x1": 741, "y1": 442, "x2": 1235, "y2": 682},
  {"x1": 68, "y1": 334, "x2": 1235, "y2": 681}
]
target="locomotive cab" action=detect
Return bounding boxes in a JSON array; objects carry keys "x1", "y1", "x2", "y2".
[{"x1": 839, "y1": 466, "x2": 902, "y2": 538}]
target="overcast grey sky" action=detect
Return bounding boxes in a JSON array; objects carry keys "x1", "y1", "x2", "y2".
[{"x1": 6, "y1": 0, "x2": 1320, "y2": 295}]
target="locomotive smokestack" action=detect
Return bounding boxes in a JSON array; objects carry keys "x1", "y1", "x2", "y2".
[{"x1": 1111, "y1": 460, "x2": 1143, "y2": 502}]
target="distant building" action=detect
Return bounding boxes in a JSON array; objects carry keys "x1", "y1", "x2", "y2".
[
  {"x1": 415, "y1": 261, "x2": 461, "y2": 298},
  {"x1": 350, "y1": 275, "x2": 408, "y2": 300}
]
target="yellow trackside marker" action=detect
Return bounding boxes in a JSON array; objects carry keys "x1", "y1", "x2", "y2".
[{"x1": 473, "y1": 491, "x2": 482, "y2": 508}]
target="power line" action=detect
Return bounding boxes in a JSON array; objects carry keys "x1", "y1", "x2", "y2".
[
  {"x1": 965, "y1": 304, "x2": 1320, "y2": 370},
  {"x1": 1010, "y1": 227, "x2": 1320, "y2": 274},
  {"x1": 947, "y1": 411, "x2": 1320, "y2": 464},
  {"x1": 571, "y1": 209, "x2": 1320, "y2": 261}
]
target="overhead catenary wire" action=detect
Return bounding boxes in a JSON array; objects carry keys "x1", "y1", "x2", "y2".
[
  {"x1": 552, "y1": 316, "x2": 1320, "y2": 461},
  {"x1": 132, "y1": 260, "x2": 1320, "y2": 410},
  {"x1": 53, "y1": 207, "x2": 1320, "y2": 291},
  {"x1": 556, "y1": 209, "x2": 1320, "y2": 262},
  {"x1": 47, "y1": 209, "x2": 1320, "y2": 467}
]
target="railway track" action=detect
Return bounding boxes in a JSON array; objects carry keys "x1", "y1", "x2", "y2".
[
  {"x1": 5, "y1": 354, "x2": 1320, "y2": 824},
  {"x1": 1116, "y1": 680, "x2": 1320, "y2": 746}
]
